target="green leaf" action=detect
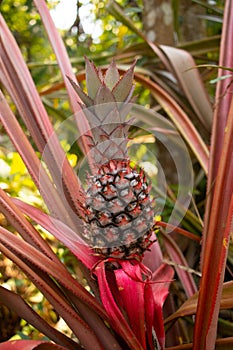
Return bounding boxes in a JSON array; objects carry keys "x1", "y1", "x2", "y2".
[
  {"x1": 67, "y1": 76, "x2": 94, "y2": 107},
  {"x1": 112, "y1": 63, "x2": 135, "y2": 102},
  {"x1": 104, "y1": 60, "x2": 120, "y2": 90},
  {"x1": 85, "y1": 57, "x2": 102, "y2": 99}
]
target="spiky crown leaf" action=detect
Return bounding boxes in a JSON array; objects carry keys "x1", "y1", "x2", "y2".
[{"x1": 69, "y1": 58, "x2": 136, "y2": 166}]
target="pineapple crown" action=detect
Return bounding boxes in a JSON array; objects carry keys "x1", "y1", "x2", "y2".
[{"x1": 69, "y1": 58, "x2": 136, "y2": 167}]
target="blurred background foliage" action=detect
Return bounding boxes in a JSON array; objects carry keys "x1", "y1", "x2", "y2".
[
  {"x1": 1, "y1": 0, "x2": 225, "y2": 158},
  {"x1": 0, "y1": 0, "x2": 224, "y2": 92},
  {"x1": 0, "y1": 0, "x2": 230, "y2": 343}
]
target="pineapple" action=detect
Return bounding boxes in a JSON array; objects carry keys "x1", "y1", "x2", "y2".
[{"x1": 70, "y1": 59, "x2": 155, "y2": 260}]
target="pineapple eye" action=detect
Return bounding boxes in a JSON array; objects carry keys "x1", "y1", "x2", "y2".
[
  {"x1": 124, "y1": 172, "x2": 134, "y2": 179},
  {"x1": 95, "y1": 180, "x2": 102, "y2": 188},
  {"x1": 138, "y1": 192, "x2": 146, "y2": 200},
  {"x1": 114, "y1": 175, "x2": 120, "y2": 182},
  {"x1": 114, "y1": 214, "x2": 123, "y2": 223},
  {"x1": 114, "y1": 213, "x2": 130, "y2": 225},
  {"x1": 142, "y1": 183, "x2": 148, "y2": 190},
  {"x1": 120, "y1": 188, "x2": 129, "y2": 197},
  {"x1": 130, "y1": 179, "x2": 138, "y2": 187},
  {"x1": 126, "y1": 202, "x2": 137, "y2": 211}
]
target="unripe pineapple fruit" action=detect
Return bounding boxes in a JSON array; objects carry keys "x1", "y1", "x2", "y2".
[
  {"x1": 70, "y1": 59, "x2": 155, "y2": 259},
  {"x1": 83, "y1": 159, "x2": 154, "y2": 259}
]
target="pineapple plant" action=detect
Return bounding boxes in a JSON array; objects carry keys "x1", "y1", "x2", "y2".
[{"x1": 69, "y1": 59, "x2": 155, "y2": 260}]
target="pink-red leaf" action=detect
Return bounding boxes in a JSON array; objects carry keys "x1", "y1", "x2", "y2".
[
  {"x1": 33, "y1": 0, "x2": 95, "y2": 172},
  {"x1": 207, "y1": 0, "x2": 233, "y2": 181},
  {"x1": 162, "y1": 337, "x2": 233, "y2": 350},
  {"x1": 0, "y1": 225, "x2": 106, "y2": 321},
  {"x1": 150, "y1": 264, "x2": 174, "y2": 349},
  {"x1": 12, "y1": 198, "x2": 97, "y2": 270},
  {"x1": 0, "y1": 188, "x2": 60, "y2": 263},
  {"x1": 0, "y1": 197, "x2": 119, "y2": 350},
  {"x1": 0, "y1": 230, "x2": 106, "y2": 350},
  {"x1": 107, "y1": 0, "x2": 213, "y2": 136},
  {"x1": 143, "y1": 235, "x2": 163, "y2": 273},
  {"x1": 0, "y1": 287, "x2": 79, "y2": 350},
  {"x1": 134, "y1": 72, "x2": 209, "y2": 174},
  {"x1": 115, "y1": 263, "x2": 146, "y2": 349},
  {"x1": 193, "y1": 97, "x2": 233, "y2": 349},
  {"x1": 159, "y1": 45, "x2": 212, "y2": 133},
  {"x1": 161, "y1": 231, "x2": 197, "y2": 298},
  {"x1": 202, "y1": 0, "x2": 233, "y2": 251},
  {"x1": 96, "y1": 261, "x2": 144, "y2": 350},
  {"x1": 0, "y1": 92, "x2": 70, "y2": 224},
  {"x1": 144, "y1": 283, "x2": 155, "y2": 350},
  {"x1": 165, "y1": 281, "x2": 233, "y2": 327},
  {"x1": 0, "y1": 14, "x2": 85, "y2": 219},
  {"x1": 0, "y1": 340, "x2": 69, "y2": 350}
]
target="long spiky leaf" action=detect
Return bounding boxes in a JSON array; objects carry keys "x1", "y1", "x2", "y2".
[
  {"x1": 164, "y1": 281, "x2": 233, "y2": 326},
  {"x1": 0, "y1": 188, "x2": 60, "y2": 262},
  {"x1": 202, "y1": 0, "x2": 233, "y2": 251},
  {"x1": 96, "y1": 262, "x2": 144, "y2": 350},
  {"x1": 161, "y1": 231, "x2": 198, "y2": 298},
  {"x1": 134, "y1": 72, "x2": 209, "y2": 174},
  {"x1": 0, "y1": 226, "x2": 107, "y2": 321},
  {"x1": 33, "y1": 0, "x2": 95, "y2": 171},
  {"x1": 11, "y1": 198, "x2": 96, "y2": 270},
  {"x1": 0, "y1": 92, "x2": 69, "y2": 223},
  {"x1": 0, "y1": 249, "x2": 89, "y2": 350},
  {"x1": 3, "y1": 198, "x2": 121, "y2": 350},
  {"x1": 193, "y1": 97, "x2": 233, "y2": 349},
  {"x1": 159, "y1": 45, "x2": 213, "y2": 133},
  {"x1": 0, "y1": 14, "x2": 85, "y2": 220}
]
